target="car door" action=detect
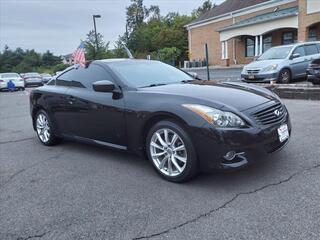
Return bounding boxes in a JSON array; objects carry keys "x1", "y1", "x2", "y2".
[
  {"x1": 290, "y1": 45, "x2": 308, "y2": 78},
  {"x1": 44, "y1": 77, "x2": 71, "y2": 134},
  {"x1": 62, "y1": 63, "x2": 126, "y2": 147}
]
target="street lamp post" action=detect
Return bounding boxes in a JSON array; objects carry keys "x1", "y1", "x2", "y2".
[{"x1": 93, "y1": 14, "x2": 101, "y2": 59}]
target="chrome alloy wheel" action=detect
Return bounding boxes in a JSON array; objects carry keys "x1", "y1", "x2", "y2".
[
  {"x1": 281, "y1": 71, "x2": 289, "y2": 82},
  {"x1": 36, "y1": 113, "x2": 51, "y2": 143},
  {"x1": 150, "y1": 128, "x2": 187, "y2": 177}
]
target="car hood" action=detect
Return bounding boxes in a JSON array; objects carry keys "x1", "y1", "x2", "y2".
[
  {"x1": 139, "y1": 81, "x2": 275, "y2": 111},
  {"x1": 245, "y1": 59, "x2": 284, "y2": 69}
]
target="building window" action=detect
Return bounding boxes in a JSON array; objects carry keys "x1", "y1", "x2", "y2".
[
  {"x1": 282, "y1": 31, "x2": 297, "y2": 45},
  {"x1": 221, "y1": 41, "x2": 228, "y2": 59},
  {"x1": 245, "y1": 37, "x2": 255, "y2": 57},
  {"x1": 263, "y1": 35, "x2": 272, "y2": 52},
  {"x1": 308, "y1": 27, "x2": 318, "y2": 41},
  {"x1": 307, "y1": 0, "x2": 320, "y2": 14}
]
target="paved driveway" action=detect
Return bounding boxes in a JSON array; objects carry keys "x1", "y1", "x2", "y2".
[{"x1": 1, "y1": 90, "x2": 320, "y2": 240}]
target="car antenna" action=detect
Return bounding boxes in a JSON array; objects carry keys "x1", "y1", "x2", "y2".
[{"x1": 124, "y1": 46, "x2": 134, "y2": 59}]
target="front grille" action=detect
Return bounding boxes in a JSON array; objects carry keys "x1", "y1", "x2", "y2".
[
  {"x1": 252, "y1": 102, "x2": 286, "y2": 125},
  {"x1": 247, "y1": 69, "x2": 260, "y2": 74}
]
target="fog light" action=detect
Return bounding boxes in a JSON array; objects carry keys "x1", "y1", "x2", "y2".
[{"x1": 224, "y1": 151, "x2": 236, "y2": 161}]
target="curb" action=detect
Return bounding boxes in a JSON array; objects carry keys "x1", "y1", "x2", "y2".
[{"x1": 258, "y1": 84, "x2": 320, "y2": 100}]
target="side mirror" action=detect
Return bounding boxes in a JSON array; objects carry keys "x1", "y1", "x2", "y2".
[
  {"x1": 291, "y1": 53, "x2": 300, "y2": 59},
  {"x1": 187, "y1": 72, "x2": 198, "y2": 79},
  {"x1": 93, "y1": 80, "x2": 115, "y2": 92}
]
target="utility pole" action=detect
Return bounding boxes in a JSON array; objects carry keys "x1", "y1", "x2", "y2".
[
  {"x1": 93, "y1": 14, "x2": 101, "y2": 59},
  {"x1": 205, "y1": 43, "x2": 210, "y2": 80}
]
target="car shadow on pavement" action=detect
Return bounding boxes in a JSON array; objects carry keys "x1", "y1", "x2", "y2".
[{"x1": 59, "y1": 138, "x2": 289, "y2": 189}]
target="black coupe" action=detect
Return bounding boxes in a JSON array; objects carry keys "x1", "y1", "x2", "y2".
[{"x1": 30, "y1": 59, "x2": 291, "y2": 182}]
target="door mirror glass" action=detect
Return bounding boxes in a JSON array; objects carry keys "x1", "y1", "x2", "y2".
[
  {"x1": 291, "y1": 53, "x2": 301, "y2": 59},
  {"x1": 93, "y1": 80, "x2": 115, "y2": 92}
]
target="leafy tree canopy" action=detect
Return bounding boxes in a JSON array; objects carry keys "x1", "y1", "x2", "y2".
[
  {"x1": 192, "y1": 0, "x2": 216, "y2": 18},
  {"x1": 0, "y1": 46, "x2": 63, "y2": 73}
]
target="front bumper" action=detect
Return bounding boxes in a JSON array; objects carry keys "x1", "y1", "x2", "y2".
[
  {"x1": 307, "y1": 69, "x2": 320, "y2": 84},
  {"x1": 191, "y1": 113, "x2": 291, "y2": 172},
  {"x1": 241, "y1": 72, "x2": 278, "y2": 83}
]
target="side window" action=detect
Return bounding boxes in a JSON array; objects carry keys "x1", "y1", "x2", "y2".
[
  {"x1": 76, "y1": 64, "x2": 114, "y2": 89},
  {"x1": 47, "y1": 79, "x2": 56, "y2": 86},
  {"x1": 56, "y1": 64, "x2": 113, "y2": 89},
  {"x1": 304, "y1": 44, "x2": 319, "y2": 56},
  {"x1": 293, "y1": 46, "x2": 305, "y2": 57},
  {"x1": 56, "y1": 69, "x2": 77, "y2": 87}
]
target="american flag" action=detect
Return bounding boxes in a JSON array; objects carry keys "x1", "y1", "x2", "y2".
[{"x1": 72, "y1": 42, "x2": 86, "y2": 67}]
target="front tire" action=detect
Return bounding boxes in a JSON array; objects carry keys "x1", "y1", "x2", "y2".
[
  {"x1": 35, "y1": 110, "x2": 61, "y2": 146},
  {"x1": 146, "y1": 120, "x2": 198, "y2": 182},
  {"x1": 278, "y1": 69, "x2": 291, "y2": 84}
]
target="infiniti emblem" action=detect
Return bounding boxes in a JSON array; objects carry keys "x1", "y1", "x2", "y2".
[{"x1": 274, "y1": 109, "x2": 281, "y2": 117}]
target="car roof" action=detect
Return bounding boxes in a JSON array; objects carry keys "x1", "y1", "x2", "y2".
[
  {"x1": 96, "y1": 58, "x2": 159, "y2": 65},
  {"x1": 271, "y1": 41, "x2": 320, "y2": 48}
]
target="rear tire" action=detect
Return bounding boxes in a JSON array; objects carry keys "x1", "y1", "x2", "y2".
[
  {"x1": 146, "y1": 120, "x2": 198, "y2": 182},
  {"x1": 278, "y1": 69, "x2": 291, "y2": 84},
  {"x1": 35, "y1": 110, "x2": 61, "y2": 146}
]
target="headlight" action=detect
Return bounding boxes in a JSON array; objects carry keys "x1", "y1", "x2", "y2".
[
  {"x1": 182, "y1": 104, "x2": 246, "y2": 128},
  {"x1": 261, "y1": 64, "x2": 278, "y2": 72}
]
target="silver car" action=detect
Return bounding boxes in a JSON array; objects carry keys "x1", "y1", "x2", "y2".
[{"x1": 241, "y1": 41, "x2": 320, "y2": 84}]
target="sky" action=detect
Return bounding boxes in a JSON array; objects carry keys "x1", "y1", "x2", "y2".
[{"x1": 0, "y1": 0, "x2": 223, "y2": 56}]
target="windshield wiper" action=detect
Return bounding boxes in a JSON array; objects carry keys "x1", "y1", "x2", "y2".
[
  {"x1": 181, "y1": 79, "x2": 205, "y2": 83},
  {"x1": 140, "y1": 83, "x2": 167, "y2": 88},
  {"x1": 181, "y1": 80, "x2": 194, "y2": 83}
]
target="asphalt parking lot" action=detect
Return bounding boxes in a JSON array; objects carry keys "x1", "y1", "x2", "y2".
[
  {"x1": 186, "y1": 67, "x2": 242, "y2": 81},
  {"x1": 1, "y1": 90, "x2": 320, "y2": 240}
]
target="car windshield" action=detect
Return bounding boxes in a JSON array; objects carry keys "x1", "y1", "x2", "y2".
[
  {"x1": 109, "y1": 61, "x2": 193, "y2": 88},
  {"x1": 26, "y1": 73, "x2": 40, "y2": 77},
  {"x1": 1, "y1": 73, "x2": 20, "y2": 78},
  {"x1": 258, "y1": 46, "x2": 293, "y2": 60}
]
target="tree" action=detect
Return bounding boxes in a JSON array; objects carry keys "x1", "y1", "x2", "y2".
[
  {"x1": 84, "y1": 30, "x2": 114, "y2": 60},
  {"x1": 42, "y1": 50, "x2": 61, "y2": 66},
  {"x1": 125, "y1": 0, "x2": 161, "y2": 32},
  {"x1": 126, "y1": 0, "x2": 147, "y2": 32},
  {"x1": 152, "y1": 47, "x2": 181, "y2": 65},
  {"x1": 192, "y1": 0, "x2": 216, "y2": 18},
  {"x1": 0, "y1": 45, "x2": 65, "y2": 73}
]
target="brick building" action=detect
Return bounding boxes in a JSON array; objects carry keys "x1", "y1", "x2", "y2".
[{"x1": 186, "y1": 0, "x2": 320, "y2": 66}]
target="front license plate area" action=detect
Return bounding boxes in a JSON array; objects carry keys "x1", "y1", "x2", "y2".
[
  {"x1": 277, "y1": 124, "x2": 289, "y2": 142},
  {"x1": 248, "y1": 74, "x2": 255, "y2": 79}
]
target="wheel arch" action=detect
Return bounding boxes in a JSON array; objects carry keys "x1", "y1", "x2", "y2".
[{"x1": 141, "y1": 112, "x2": 189, "y2": 150}]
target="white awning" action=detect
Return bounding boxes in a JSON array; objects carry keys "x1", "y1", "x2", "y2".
[{"x1": 219, "y1": 15, "x2": 298, "y2": 42}]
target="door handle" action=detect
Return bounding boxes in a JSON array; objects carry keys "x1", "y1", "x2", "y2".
[{"x1": 68, "y1": 96, "x2": 76, "y2": 104}]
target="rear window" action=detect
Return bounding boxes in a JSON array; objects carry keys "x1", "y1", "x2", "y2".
[
  {"x1": 304, "y1": 44, "x2": 319, "y2": 55},
  {"x1": 0, "y1": 73, "x2": 20, "y2": 78}
]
